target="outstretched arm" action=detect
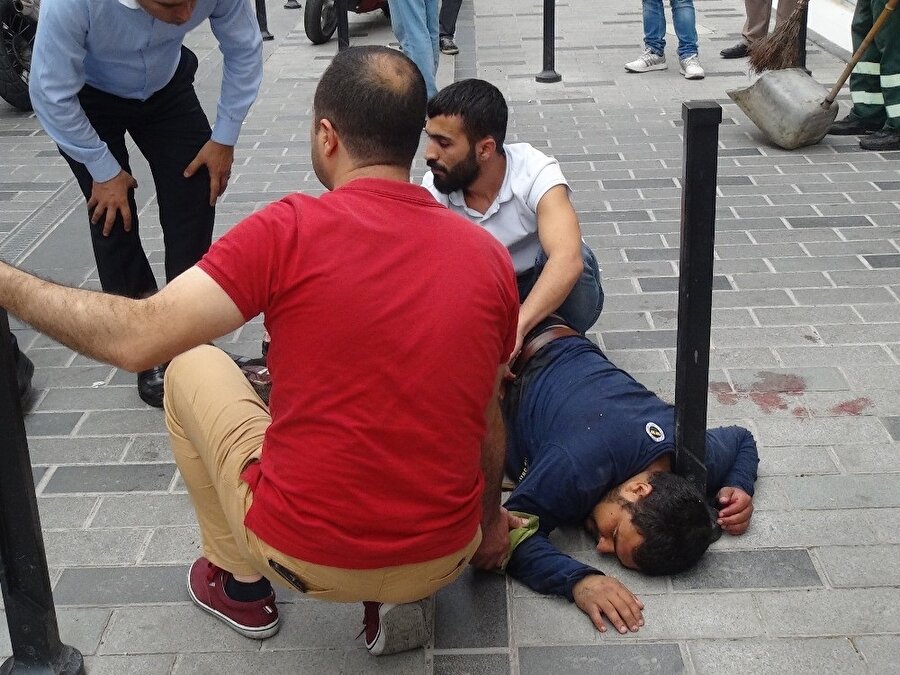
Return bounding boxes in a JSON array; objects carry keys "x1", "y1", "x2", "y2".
[
  {"x1": 506, "y1": 533, "x2": 643, "y2": 634},
  {"x1": 0, "y1": 264, "x2": 245, "y2": 372}
]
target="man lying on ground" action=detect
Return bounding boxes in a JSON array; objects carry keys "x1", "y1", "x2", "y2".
[
  {"x1": 0, "y1": 46, "x2": 520, "y2": 657},
  {"x1": 499, "y1": 319, "x2": 759, "y2": 634}
]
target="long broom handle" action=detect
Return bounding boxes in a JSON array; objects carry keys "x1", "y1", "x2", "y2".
[{"x1": 825, "y1": 0, "x2": 899, "y2": 106}]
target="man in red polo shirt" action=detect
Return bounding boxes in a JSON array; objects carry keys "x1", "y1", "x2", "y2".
[{"x1": 0, "y1": 46, "x2": 518, "y2": 656}]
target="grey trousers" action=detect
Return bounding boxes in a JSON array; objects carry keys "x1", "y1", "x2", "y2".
[{"x1": 741, "y1": 0, "x2": 799, "y2": 44}]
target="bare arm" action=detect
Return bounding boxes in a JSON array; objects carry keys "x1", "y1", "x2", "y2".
[
  {"x1": 515, "y1": 185, "x2": 584, "y2": 358},
  {"x1": 0, "y1": 264, "x2": 245, "y2": 372},
  {"x1": 470, "y1": 366, "x2": 525, "y2": 569}
]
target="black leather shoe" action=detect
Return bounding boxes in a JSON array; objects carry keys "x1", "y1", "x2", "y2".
[
  {"x1": 828, "y1": 114, "x2": 883, "y2": 136},
  {"x1": 137, "y1": 364, "x2": 166, "y2": 408},
  {"x1": 860, "y1": 129, "x2": 900, "y2": 151},
  {"x1": 719, "y1": 42, "x2": 749, "y2": 59}
]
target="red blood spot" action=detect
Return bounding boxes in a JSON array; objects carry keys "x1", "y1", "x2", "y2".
[
  {"x1": 709, "y1": 381, "x2": 738, "y2": 405},
  {"x1": 792, "y1": 406, "x2": 809, "y2": 418},
  {"x1": 829, "y1": 397, "x2": 873, "y2": 416},
  {"x1": 749, "y1": 391, "x2": 789, "y2": 413}
]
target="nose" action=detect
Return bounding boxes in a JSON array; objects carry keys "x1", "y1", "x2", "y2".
[
  {"x1": 596, "y1": 537, "x2": 614, "y2": 555},
  {"x1": 424, "y1": 140, "x2": 439, "y2": 162}
]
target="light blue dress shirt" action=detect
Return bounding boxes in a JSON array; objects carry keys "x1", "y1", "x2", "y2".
[{"x1": 29, "y1": 0, "x2": 263, "y2": 182}]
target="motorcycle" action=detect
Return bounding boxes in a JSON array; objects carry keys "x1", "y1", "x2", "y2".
[
  {"x1": 304, "y1": 0, "x2": 388, "y2": 46},
  {"x1": 0, "y1": 0, "x2": 37, "y2": 112}
]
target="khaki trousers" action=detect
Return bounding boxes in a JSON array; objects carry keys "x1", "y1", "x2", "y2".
[
  {"x1": 164, "y1": 345, "x2": 480, "y2": 603},
  {"x1": 742, "y1": 0, "x2": 799, "y2": 44}
]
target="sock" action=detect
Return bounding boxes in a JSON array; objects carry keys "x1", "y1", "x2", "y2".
[{"x1": 224, "y1": 575, "x2": 273, "y2": 602}]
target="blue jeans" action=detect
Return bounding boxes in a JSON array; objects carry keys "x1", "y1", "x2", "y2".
[
  {"x1": 388, "y1": 0, "x2": 440, "y2": 99},
  {"x1": 642, "y1": 0, "x2": 698, "y2": 60},
  {"x1": 517, "y1": 243, "x2": 604, "y2": 333}
]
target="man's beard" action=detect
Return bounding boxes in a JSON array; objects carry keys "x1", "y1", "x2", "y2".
[{"x1": 428, "y1": 149, "x2": 480, "y2": 194}]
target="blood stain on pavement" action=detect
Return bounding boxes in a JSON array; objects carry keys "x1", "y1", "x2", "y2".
[{"x1": 829, "y1": 397, "x2": 873, "y2": 416}]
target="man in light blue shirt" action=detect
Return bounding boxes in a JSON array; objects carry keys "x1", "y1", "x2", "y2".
[{"x1": 29, "y1": 0, "x2": 262, "y2": 407}]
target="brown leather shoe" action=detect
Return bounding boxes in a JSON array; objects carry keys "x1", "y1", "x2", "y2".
[{"x1": 720, "y1": 42, "x2": 749, "y2": 59}]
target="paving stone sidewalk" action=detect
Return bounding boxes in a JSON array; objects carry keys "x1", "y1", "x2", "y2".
[{"x1": 1, "y1": 0, "x2": 898, "y2": 673}]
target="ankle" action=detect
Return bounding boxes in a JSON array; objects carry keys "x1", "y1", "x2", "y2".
[{"x1": 224, "y1": 574, "x2": 273, "y2": 602}]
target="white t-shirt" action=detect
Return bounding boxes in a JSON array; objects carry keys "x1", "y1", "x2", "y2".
[{"x1": 422, "y1": 143, "x2": 568, "y2": 274}]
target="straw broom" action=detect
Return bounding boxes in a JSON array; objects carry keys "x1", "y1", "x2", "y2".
[{"x1": 747, "y1": 0, "x2": 812, "y2": 73}]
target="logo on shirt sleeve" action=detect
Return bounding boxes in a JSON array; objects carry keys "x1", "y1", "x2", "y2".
[{"x1": 645, "y1": 422, "x2": 665, "y2": 442}]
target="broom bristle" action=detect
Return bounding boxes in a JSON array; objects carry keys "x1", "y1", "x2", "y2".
[{"x1": 747, "y1": 0, "x2": 811, "y2": 73}]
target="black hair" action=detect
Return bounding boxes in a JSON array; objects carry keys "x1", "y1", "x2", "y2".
[
  {"x1": 314, "y1": 45, "x2": 426, "y2": 166},
  {"x1": 426, "y1": 78, "x2": 508, "y2": 152},
  {"x1": 625, "y1": 472, "x2": 715, "y2": 576}
]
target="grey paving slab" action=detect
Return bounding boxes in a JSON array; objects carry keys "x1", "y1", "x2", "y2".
[
  {"x1": 175, "y1": 649, "x2": 422, "y2": 675},
  {"x1": 814, "y1": 545, "x2": 900, "y2": 588},
  {"x1": 36, "y1": 495, "x2": 98, "y2": 529},
  {"x1": 854, "y1": 635, "x2": 900, "y2": 675},
  {"x1": 519, "y1": 644, "x2": 683, "y2": 674},
  {"x1": 76, "y1": 409, "x2": 166, "y2": 435},
  {"x1": 0, "y1": 608, "x2": 111, "y2": 659},
  {"x1": 261, "y1": 599, "x2": 364, "y2": 651},
  {"x1": 82, "y1": 655, "x2": 176, "y2": 675},
  {"x1": 43, "y1": 463, "x2": 175, "y2": 494},
  {"x1": 23, "y1": 411, "x2": 83, "y2": 436},
  {"x1": 433, "y1": 653, "x2": 510, "y2": 675},
  {"x1": 434, "y1": 568, "x2": 508, "y2": 649},
  {"x1": 43, "y1": 528, "x2": 149, "y2": 567},
  {"x1": 688, "y1": 637, "x2": 866, "y2": 675},
  {"x1": 53, "y1": 565, "x2": 188, "y2": 605},
  {"x1": 754, "y1": 588, "x2": 900, "y2": 636},
  {"x1": 90, "y1": 494, "x2": 196, "y2": 527},
  {"x1": 140, "y1": 525, "x2": 201, "y2": 564},
  {"x1": 99, "y1": 605, "x2": 261, "y2": 654},
  {"x1": 672, "y1": 549, "x2": 822, "y2": 590},
  {"x1": 25, "y1": 436, "x2": 127, "y2": 464}
]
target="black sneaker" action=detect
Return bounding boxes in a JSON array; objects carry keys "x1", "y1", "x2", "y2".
[
  {"x1": 439, "y1": 36, "x2": 459, "y2": 55},
  {"x1": 859, "y1": 129, "x2": 900, "y2": 151},
  {"x1": 719, "y1": 42, "x2": 749, "y2": 59},
  {"x1": 362, "y1": 599, "x2": 431, "y2": 656},
  {"x1": 828, "y1": 114, "x2": 884, "y2": 136}
]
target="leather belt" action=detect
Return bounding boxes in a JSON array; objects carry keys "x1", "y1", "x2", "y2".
[{"x1": 510, "y1": 324, "x2": 579, "y2": 377}]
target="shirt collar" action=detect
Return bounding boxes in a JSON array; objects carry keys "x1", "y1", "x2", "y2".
[
  {"x1": 118, "y1": 0, "x2": 140, "y2": 9},
  {"x1": 446, "y1": 150, "x2": 513, "y2": 218}
]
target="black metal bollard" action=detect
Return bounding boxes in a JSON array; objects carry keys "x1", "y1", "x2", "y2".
[
  {"x1": 673, "y1": 101, "x2": 722, "y2": 495},
  {"x1": 535, "y1": 0, "x2": 561, "y2": 83},
  {"x1": 336, "y1": 0, "x2": 350, "y2": 52},
  {"x1": 255, "y1": 0, "x2": 274, "y2": 41},
  {"x1": 0, "y1": 312, "x2": 84, "y2": 675}
]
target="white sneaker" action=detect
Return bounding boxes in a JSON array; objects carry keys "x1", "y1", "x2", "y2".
[
  {"x1": 624, "y1": 48, "x2": 667, "y2": 73},
  {"x1": 680, "y1": 54, "x2": 705, "y2": 80}
]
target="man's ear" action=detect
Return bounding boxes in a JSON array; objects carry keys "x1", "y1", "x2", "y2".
[
  {"x1": 317, "y1": 118, "x2": 339, "y2": 157},
  {"x1": 624, "y1": 480, "x2": 653, "y2": 501},
  {"x1": 475, "y1": 136, "x2": 497, "y2": 162}
]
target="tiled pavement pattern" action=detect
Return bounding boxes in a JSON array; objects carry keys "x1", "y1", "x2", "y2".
[{"x1": 1, "y1": 0, "x2": 899, "y2": 673}]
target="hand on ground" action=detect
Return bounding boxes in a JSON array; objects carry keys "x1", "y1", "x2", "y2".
[
  {"x1": 716, "y1": 486, "x2": 754, "y2": 535},
  {"x1": 573, "y1": 574, "x2": 644, "y2": 634}
]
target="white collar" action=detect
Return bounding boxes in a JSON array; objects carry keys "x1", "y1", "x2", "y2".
[{"x1": 118, "y1": 0, "x2": 140, "y2": 9}]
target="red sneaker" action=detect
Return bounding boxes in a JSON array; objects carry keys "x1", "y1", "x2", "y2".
[
  {"x1": 187, "y1": 557, "x2": 280, "y2": 639},
  {"x1": 362, "y1": 599, "x2": 431, "y2": 656}
]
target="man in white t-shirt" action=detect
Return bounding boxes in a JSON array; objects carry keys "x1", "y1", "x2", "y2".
[{"x1": 422, "y1": 79, "x2": 603, "y2": 359}]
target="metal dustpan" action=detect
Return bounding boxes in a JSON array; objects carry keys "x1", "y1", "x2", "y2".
[{"x1": 727, "y1": 69, "x2": 838, "y2": 150}]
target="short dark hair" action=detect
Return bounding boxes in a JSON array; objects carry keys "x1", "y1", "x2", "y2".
[
  {"x1": 427, "y1": 78, "x2": 508, "y2": 151},
  {"x1": 626, "y1": 472, "x2": 715, "y2": 576},
  {"x1": 313, "y1": 46, "x2": 426, "y2": 166}
]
